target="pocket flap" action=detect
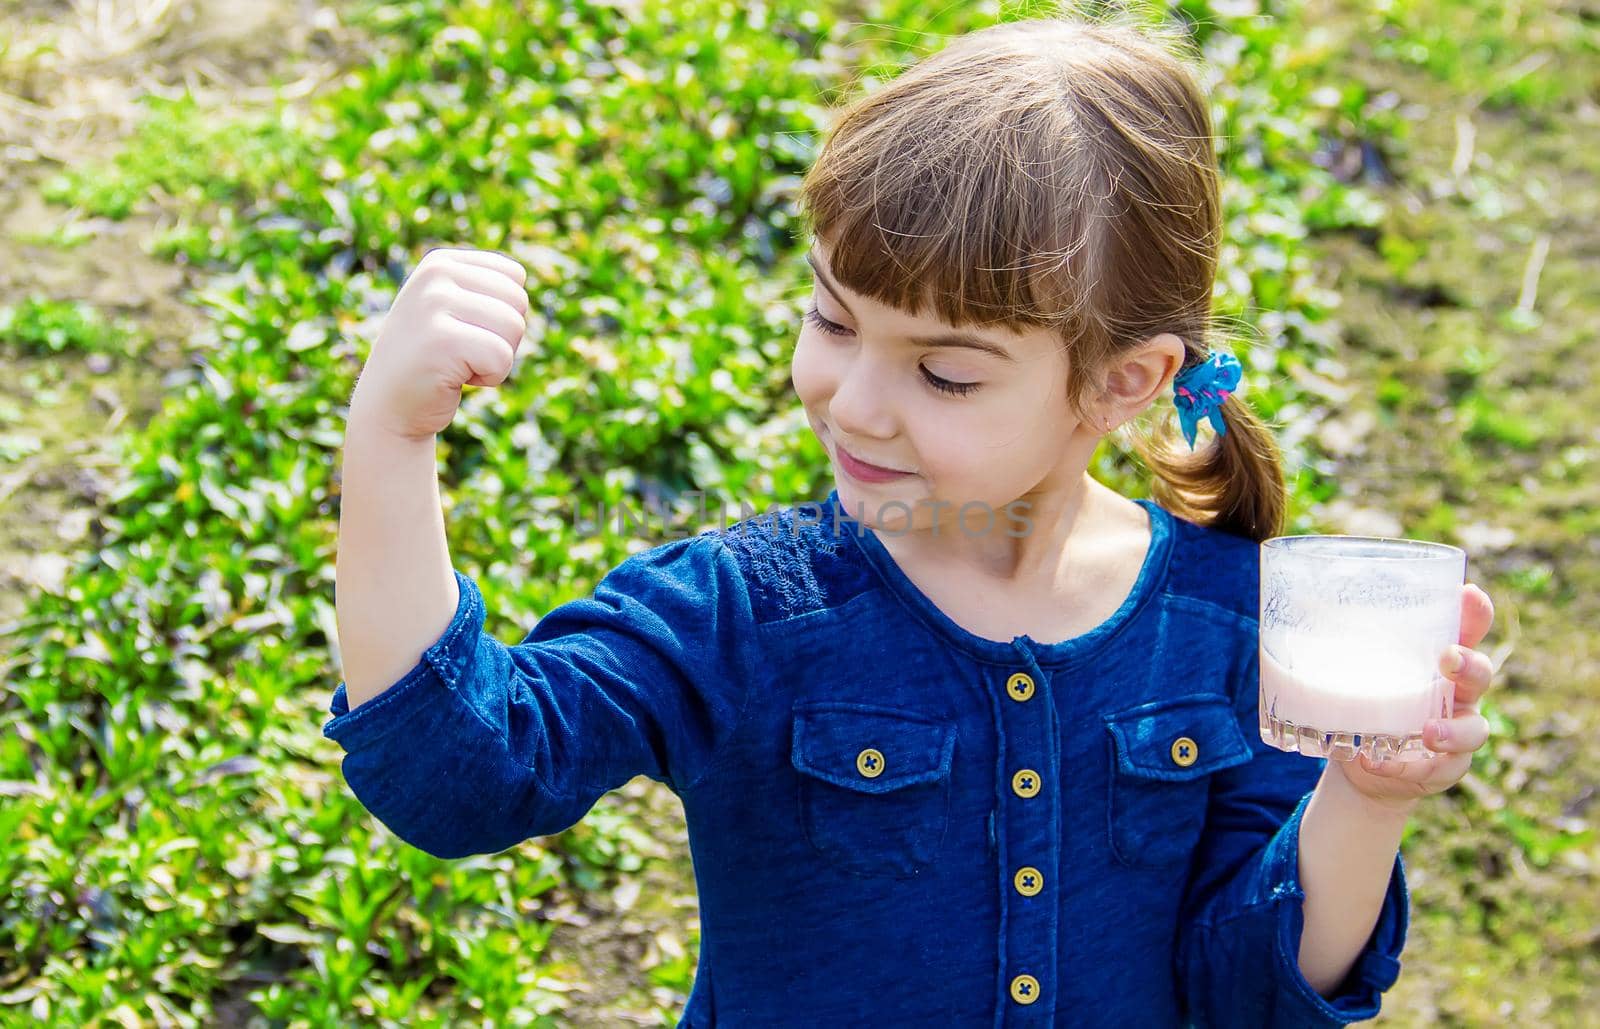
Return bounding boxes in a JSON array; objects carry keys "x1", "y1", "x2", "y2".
[
  {"x1": 1104, "y1": 694, "x2": 1253, "y2": 781},
  {"x1": 792, "y1": 703, "x2": 956, "y2": 794}
]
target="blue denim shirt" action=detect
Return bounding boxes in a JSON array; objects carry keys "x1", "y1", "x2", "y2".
[{"x1": 323, "y1": 489, "x2": 1408, "y2": 1027}]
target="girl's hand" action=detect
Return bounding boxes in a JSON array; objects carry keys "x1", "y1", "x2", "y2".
[
  {"x1": 348, "y1": 246, "x2": 529, "y2": 441},
  {"x1": 1331, "y1": 583, "x2": 1498, "y2": 812}
]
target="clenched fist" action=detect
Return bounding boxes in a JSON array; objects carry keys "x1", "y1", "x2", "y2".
[{"x1": 348, "y1": 247, "x2": 529, "y2": 440}]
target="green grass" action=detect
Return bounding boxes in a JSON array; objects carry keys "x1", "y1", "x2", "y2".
[
  {"x1": 1366, "y1": 0, "x2": 1598, "y2": 112},
  {"x1": 0, "y1": 297, "x2": 140, "y2": 358},
  {"x1": 39, "y1": 92, "x2": 311, "y2": 222}
]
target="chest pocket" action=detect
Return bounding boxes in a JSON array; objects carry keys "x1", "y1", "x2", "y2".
[
  {"x1": 791, "y1": 702, "x2": 957, "y2": 879},
  {"x1": 1102, "y1": 693, "x2": 1253, "y2": 869}
]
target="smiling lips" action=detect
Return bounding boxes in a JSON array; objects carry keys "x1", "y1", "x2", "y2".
[{"x1": 835, "y1": 443, "x2": 912, "y2": 483}]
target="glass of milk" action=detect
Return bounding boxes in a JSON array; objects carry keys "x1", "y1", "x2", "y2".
[{"x1": 1259, "y1": 534, "x2": 1466, "y2": 762}]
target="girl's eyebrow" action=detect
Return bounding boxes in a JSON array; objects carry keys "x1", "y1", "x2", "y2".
[{"x1": 804, "y1": 249, "x2": 1016, "y2": 363}]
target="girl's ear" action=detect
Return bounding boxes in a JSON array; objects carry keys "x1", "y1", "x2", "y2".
[{"x1": 1094, "y1": 333, "x2": 1187, "y2": 426}]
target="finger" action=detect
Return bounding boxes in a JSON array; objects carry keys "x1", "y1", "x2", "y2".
[
  {"x1": 1358, "y1": 753, "x2": 1398, "y2": 776},
  {"x1": 1425, "y1": 711, "x2": 1491, "y2": 753},
  {"x1": 446, "y1": 262, "x2": 530, "y2": 317},
  {"x1": 1358, "y1": 751, "x2": 1463, "y2": 786},
  {"x1": 1439, "y1": 644, "x2": 1494, "y2": 708},
  {"x1": 1458, "y1": 582, "x2": 1495, "y2": 649},
  {"x1": 448, "y1": 317, "x2": 517, "y2": 387},
  {"x1": 449, "y1": 290, "x2": 527, "y2": 348},
  {"x1": 448, "y1": 248, "x2": 528, "y2": 287},
  {"x1": 1358, "y1": 753, "x2": 1421, "y2": 779}
]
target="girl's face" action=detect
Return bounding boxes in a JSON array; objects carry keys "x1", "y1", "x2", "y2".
[{"x1": 791, "y1": 239, "x2": 1105, "y2": 535}]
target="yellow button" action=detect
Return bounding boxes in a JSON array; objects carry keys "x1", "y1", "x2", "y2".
[
  {"x1": 1171, "y1": 737, "x2": 1199, "y2": 767},
  {"x1": 1013, "y1": 866, "x2": 1043, "y2": 896},
  {"x1": 857, "y1": 748, "x2": 885, "y2": 778},
  {"x1": 1010, "y1": 974, "x2": 1040, "y2": 1005},
  {"x1": 1011, "y1": 769, "x2": 1041, "y2": 798},
  {"x1": 1006, "y1": 672, "x2": 1035, "y2": 701}
]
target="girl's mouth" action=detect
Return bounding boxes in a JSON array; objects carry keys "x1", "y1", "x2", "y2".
[{"x1": 835, "y1": 443, "x2": 912, "y2": 483}]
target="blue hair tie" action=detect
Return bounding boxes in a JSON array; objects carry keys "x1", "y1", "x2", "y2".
[{"x1": 1172, "y1": 350, "x2": 1242, "y2": 450}]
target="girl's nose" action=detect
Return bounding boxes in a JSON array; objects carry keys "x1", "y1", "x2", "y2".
[{"x1": 829, "y1": 359, "x2": 897, "y2": 440}]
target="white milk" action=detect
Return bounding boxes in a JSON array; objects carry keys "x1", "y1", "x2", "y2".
[{"x1": 1259, "y1": 632, "x2": 1449, "y2": 737}]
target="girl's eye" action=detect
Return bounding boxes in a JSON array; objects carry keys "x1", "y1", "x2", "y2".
[
  {"x1": 803, "y1": 304, "x2": 850, "y2": 336},
  {"x1": 802, "y1": 304, "x2": 981, "y2": 397},
  {"x1": 921, "y1": 367, "x2": 981, "y2": 397}
]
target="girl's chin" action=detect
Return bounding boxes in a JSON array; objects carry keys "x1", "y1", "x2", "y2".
[
  {"x1": 834, "y1": 480, "x2": 929, "y2": 533},
  {"x1": 835, "y1": 474, "x2": 916, "y2": 498}
]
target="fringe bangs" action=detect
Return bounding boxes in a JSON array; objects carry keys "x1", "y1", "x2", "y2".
[{"x1": 796, "y1": 68, "x2": 1103, "y2": 337}]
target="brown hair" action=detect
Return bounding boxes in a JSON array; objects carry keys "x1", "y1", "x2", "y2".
[{"x1": 795, "y1": 8, "x2": 1286, "y2": 542}]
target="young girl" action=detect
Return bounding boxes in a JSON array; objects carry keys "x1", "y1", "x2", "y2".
[{"x1": 325, "y1": 13, "x2": 1499, "y2": 1028}]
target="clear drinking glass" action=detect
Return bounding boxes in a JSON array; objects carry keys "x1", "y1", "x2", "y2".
[{"x1": 1259, "y1": 534, "x2": 1466, "y2": 762}]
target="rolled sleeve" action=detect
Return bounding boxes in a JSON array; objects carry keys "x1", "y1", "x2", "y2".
[
  {"x1": 1179, "y1": 789, "x2": 1410, "y2": 1027},
  {"x1": 322, "y1": 533, "x2": 757, "y2": 859},
  {"x1": 1268, "y1": 793, "x2": 1408, "y2": 1019},
  {"x1": 323, "y1": 566, "x2": 485, "y2": 753},
  {"x1": 1176, "y1": 649, "x2": 1410, "y2": 1027}
]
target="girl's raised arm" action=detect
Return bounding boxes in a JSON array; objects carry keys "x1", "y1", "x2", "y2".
[{"x1": 334, "y1": 246, "x2": 529, "y2": 709}]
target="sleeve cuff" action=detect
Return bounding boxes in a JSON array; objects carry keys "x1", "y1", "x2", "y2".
[
  {"x1": 1269, "y1": 789, "x2": 1411, "y2": 1023},
  {"x1": 322, "y1": 569, "x2": 484, "y2": 750}
]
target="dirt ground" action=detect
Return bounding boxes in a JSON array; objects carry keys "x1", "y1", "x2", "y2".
[{"x1": 0, "y1": 0, "x2": 349, "y2": 630}]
